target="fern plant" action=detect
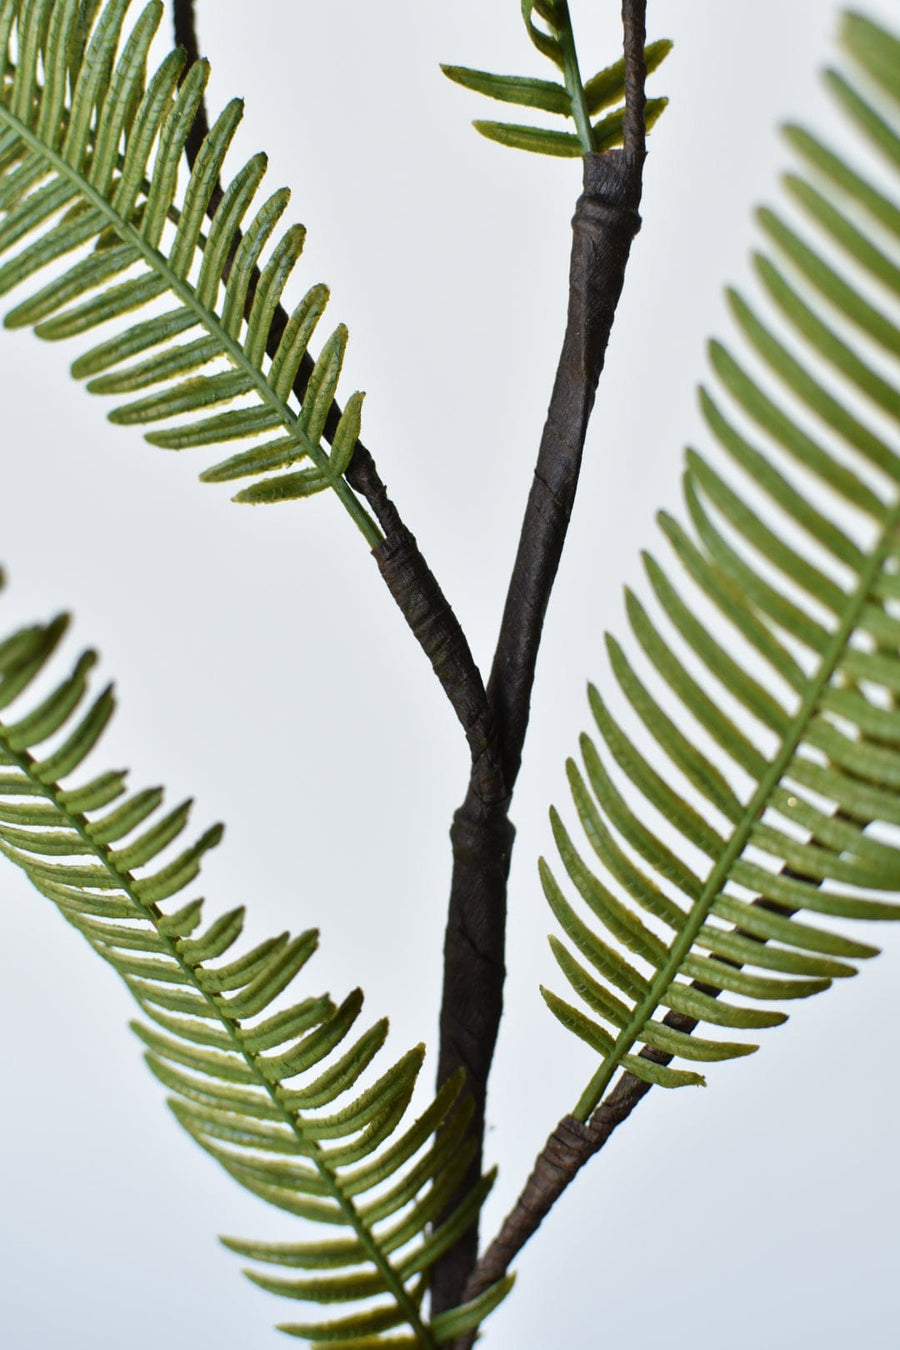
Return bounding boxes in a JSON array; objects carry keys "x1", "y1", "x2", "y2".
[
  {"x1": 542, "y1": 12, "x2": 900, "y2": 1109},
  {"x1": 0, "y1": 0, "x2": 374, "y2": 528},
  {"x1": 1, "y1": 1, "x2": 898, "y2": 1347},
  {"x1": 0, "y1": 599, "x2": 510, "y2": 1347}
]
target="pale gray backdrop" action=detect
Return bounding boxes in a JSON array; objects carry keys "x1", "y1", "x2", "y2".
[{"x1": 2, "y1": 2, "x2": 898, "y2": 1346}]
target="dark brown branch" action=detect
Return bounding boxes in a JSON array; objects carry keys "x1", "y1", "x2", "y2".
[
  {"x1": 430, "y1": 787, "x2": 514, "y2": 1315},
  {"x1": 432, "y1": 8, "x2": 650, "y2": 1315},
  {"x1": 172, "y1": 0, "x2": 211, "y2": 174},
  {"x1": 374, "y1": 531, "x2": 505, "y2": 805},
  {"x1": 461, "y1": 862, "x2": 839, "y2": 1325},
  {"x1": 458, "y1": 1033, "x2": 674, "y2": 1318},
  {"x1": 485, "y1": 149, "x2": 644, "y2": 792},
  {"x1": 622, "y1": 0, "x2": 648, "y2": 162},
  {"x1": 170, "y1": 2, "x2": 499, "y2": 770}
]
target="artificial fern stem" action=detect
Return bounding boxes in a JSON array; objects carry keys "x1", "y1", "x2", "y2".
[
  {"x1": 432, "y1": 150, "x2": 645, "y2": 1315},
  {"x1": 621, "y1": 0, "x2": 648, "y2": 160},
  {"x1": 487, "y1": 147, "x2": 644, "y2": 793},
  {"x1": 432, "y1": 10, "x2": 650, "y2": 1317}
]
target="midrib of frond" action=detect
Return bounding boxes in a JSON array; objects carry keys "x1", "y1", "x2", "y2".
[
  {"x1": 0, "y1": 99, "x2": 382, "y2": 549},
  {"x1": 574, "y1": 492, "x2": 900, "y2": 1121},
  {"x1": 0, "y1": 732, "x2": 434, "y2": 1345}
]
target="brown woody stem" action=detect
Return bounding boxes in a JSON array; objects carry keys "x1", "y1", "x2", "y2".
[
  {"x1": 432, "y1": 131, "x2": 647, "y2": 1324},
  {"x1": 486, "y1": 149, "x2": 644, "y2": 792},
  {"x1": 461, "y1": 881, "x2": 832, "y2": 1328},
  {"x1": 174, "y1": 0, "x2": 655, "y2": 1332},
  {"x1": 433, "y1": 1, "x2": 657, "y2": 1327}
]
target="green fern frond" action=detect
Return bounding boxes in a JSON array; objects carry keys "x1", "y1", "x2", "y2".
[
  {"x1": 0, "y1": 0, "x2": 379, "y2": 542},
  {"x1": 0, "y1": 594, "x2": 509, "y2": 1345},
  {"x1": 442, "y1": 2, "x2": 670, "y2": 157},
  {"x1": 542, "y1": 10, "x2": 900, "y2": 1119}
]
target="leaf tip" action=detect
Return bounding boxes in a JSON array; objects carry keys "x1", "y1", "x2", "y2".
[{"x1": 201, "y1": 822, "x2": 225, "y2": 852}]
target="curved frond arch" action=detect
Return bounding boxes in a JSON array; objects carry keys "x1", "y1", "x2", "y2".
[
  {"x1": 542, "y1": 11, "x2": 900, "y2": 1119},
  {"x1": 0, "y1": 587, "x2": 511, "y2": 1345},
  {"x1": 442, "y1": 2, "x2": 670, "y2": 157},
  {"x1": 0, "y1": 0, "x2": 380, "y2": 542}
]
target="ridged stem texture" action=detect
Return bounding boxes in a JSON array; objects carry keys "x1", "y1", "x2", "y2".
[{"x1": 431, "y1": 141, "x2": 647, "y2": 1324}]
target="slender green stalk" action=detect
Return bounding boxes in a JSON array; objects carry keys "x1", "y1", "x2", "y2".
[{"x1": 555, "y1": 0, "x2": 596, "y2": 152}]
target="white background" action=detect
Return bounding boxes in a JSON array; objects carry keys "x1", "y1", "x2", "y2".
[{"x1": 2, "y1": 2, "x2": 899, "y2": 1346}]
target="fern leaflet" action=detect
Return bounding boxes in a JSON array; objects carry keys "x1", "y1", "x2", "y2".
[{"x1": 442, "y1": 1, "x2": 670, "y2": 157}]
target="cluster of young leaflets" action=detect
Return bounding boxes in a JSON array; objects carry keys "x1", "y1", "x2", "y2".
[
  {"x1": 541, "y1": 13, "x2": 900, "y2": 1122},
  {"x1": 442, "y1": 0, "x2": 670, "y2": 157}
]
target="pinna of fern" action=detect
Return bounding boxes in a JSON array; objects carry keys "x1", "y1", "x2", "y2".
[
  {"x1": 540, "y1": 11, "x2": 900, "y2": 1122},
  {"x1": 442, "y1": 0, "x2": 670, "y2": 157},
  {"x1": 0, "y1": 0, "x2": 379, "y2": 539},
  {"x1": 0, "y1": 588, "x2": 512, "y2": 1346}
]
